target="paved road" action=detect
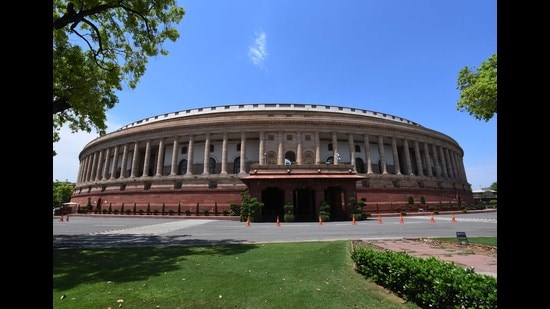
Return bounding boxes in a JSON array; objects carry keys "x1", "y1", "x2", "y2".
[{"x1": 53, "y1": 211, "x2": 497, "y2": 249}]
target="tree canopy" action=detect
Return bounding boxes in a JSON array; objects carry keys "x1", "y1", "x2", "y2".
[
  {"x1": 53, "y1": 0, "x2": 185, "y2": 154},
  {"x1": 456, "y1": 53, "x2": 497, "y2": 121},
  {"x1": 53, "y1": 180, "x2": 75, "y2": 208}
]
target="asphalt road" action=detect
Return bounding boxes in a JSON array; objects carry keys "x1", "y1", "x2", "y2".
[{"x1": 53, "y1": 210, "x2": 497, "y2": 249}]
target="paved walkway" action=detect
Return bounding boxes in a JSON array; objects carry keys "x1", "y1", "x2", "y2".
[{"x1": 364, "y1": 238, "x2": 497, "y2": 278}]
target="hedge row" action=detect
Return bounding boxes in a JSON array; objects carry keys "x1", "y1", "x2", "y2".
[{"x1": 350, "y1": 246, "x2": 497, "y2": 308}]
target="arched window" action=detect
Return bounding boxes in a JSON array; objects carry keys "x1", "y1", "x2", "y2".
[
  {"x1": 326, "y1": 156, "x2": 334, "y2": 164},
  {"x1": 178, "y1": 159, "x2": 187, "y2": 175},
  {"x1": 209, "y1": 157, "x2": 216, "y2": 174},
  {"x1": 210, "y1": 144, "x2": 214, "y2": 152},
  {"x1": 233, "y1": 157, "x2": 240, "y2": 174},
  {"x1": 303, "y1": 151, "x2": 314, "y2": 164},
  {"x1": 328, "y1": 143, "x2": 333, "y2": 151},
  {"x1": 285, "y1": 151, "x2": 296, "y2": 163},
  {"x1": 266, "y1": 152, "x2": 277, "y2": 164},
  {"x1": 355, "y1": 145, "x2": 361, "y2": 152}
]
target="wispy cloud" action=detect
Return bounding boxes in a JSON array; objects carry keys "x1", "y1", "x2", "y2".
[{"x1": 248, "y1": 31, "x2": 267, "y2": 69}]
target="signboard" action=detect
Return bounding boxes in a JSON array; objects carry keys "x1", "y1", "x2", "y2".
[{"x1": 456, "y1": 232, "x2": 468, "y2": 244}]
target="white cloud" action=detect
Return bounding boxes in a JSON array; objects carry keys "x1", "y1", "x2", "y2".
[{"x1": 248, "y1": 31, "x2": 268, "y2": 69}]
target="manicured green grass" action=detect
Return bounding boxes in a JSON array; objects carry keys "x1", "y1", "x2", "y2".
[
  {"x1": 432, "y1": 236, "x2": 497, "y2": 246},
  {"x1": 54, "y1": 241, "x2": 420, "y2": 308}
]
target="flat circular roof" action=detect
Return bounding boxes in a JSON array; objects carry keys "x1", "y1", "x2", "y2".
[{"x1": 117, "y1": 103, "x2": 422, "y2": 131}]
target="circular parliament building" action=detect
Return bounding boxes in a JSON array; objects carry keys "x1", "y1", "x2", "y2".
[{"x1": 71, "y1": 103, "x2": 473, "y2": 221}]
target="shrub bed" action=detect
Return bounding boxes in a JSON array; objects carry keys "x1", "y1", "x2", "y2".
[{"x1": 350, "y1": 246, "x2": 496, "y2": 308}]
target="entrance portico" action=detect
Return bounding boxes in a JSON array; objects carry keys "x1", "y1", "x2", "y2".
[{"x1": 240, "y1": 164, "x2": 366, "y2": 222}]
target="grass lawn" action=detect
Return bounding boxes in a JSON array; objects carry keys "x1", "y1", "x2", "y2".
[
  {"x1": 54, "y1": 241, "x2": 420, "y2": 308},
  {"x1": 432, "y1": 236, "x2": 497, "y2": 246}
]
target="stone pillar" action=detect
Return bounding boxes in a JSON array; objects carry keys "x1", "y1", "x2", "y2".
[
  {"x1": 169, "y1": 137, "x2": 178, "y2": 176},
  {"x1": 443, "y1": 148, "x2": 453, "y2": 179},
  {"x1": 458, "y1": 156, "x2": 467, "y2": 181},
  {"x1": 391, "y1": 136, "x2": 401, "y2": 175},
  {"x1": 76, "y1": 159, "x2": 83, "y2": 183},
  {"x1": 155, "y1": 138, "x2": 165, "y2": 176},
  {"x1": 403, "y1": 139, "x2": 413, "y2": 175},
  {"x1": 363, "y1": 134, "x2": 373, "y2": 174},
  {"x1": 348, "y1": 133, "x2": 355, "y2": 170},
  {"x1": 414, "y1": 140, "x2": 423, "y2": 176},
  {"x1": 95, "y1": 150, "x2": 103, "y2": 181},
  {"x1": 130, "y1": 142, "x2": 139, "y2": 177},
  {"x1": 450, "y1": 150, "x2": 459, "y2": 180},
  {"x1": 239, "y1": 131, "x2": 246, "y2": 174},
  {"x1": 141, "y1": 140, "x2": 151, "y2": 177},
  {"x1": 120, "y1": 144, "x2": 128, "y2": 178},
  {"x1": 438, "y1": 146, "x2": 448, "y2": 178},
  {"x1": 221, "y1": 132, "x2": 228, "y2": 174},
  {"x1": 89, "y1": 152, "x2": 97, "y2": 181},
  {"x1": 258, "y1": 131, "x2": 265, "y2": 165},
  {"x1": 203, "y1": 133, "x2": 211, "y2": 175},
  {"x1": 277, "y1": 131, "x2": 284, "y2": 165},
  {"x1": 314, "y1": 132, "x2": 321, "y2": 164},
  {"x1": 186, "y1": 136, "x2": 194, "y2": 175},
  {"x1": 110, "y1": 145, "x2": 119, "y2": 180},
  {"x1": 431, "y1": 144, "x2": 441, "y2": 178},
  {"x1": 423, "y1": 142, "x2": 433, "y2": 177},
  {"x1": 332, "y1": 132, "x2": 339, "y2": 164},
  {"x1": 378, "y1": 136, "x2": 387, "y2": 174},
  {"x1": 82, "y1": 155, "x2": 90, "y2": 182},
  {"x1": 101, "y1": 148, "x2": 110, "y2": 180},
  {"x1": 296, "y1": 131, "x2": 302, "y2": 164}
]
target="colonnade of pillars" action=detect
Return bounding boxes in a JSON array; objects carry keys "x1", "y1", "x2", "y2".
[{"x1": 77, "y1": 131, "x2": 467, "y2": 184}]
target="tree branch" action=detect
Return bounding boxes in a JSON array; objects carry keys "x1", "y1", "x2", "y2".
[{"x1": 53, "y1": 97, "x2": 71, "y2": 114}]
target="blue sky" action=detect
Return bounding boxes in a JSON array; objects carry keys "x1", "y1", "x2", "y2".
[{"x1": 53, "y1": 0, "x2": 497, "y2": 190}]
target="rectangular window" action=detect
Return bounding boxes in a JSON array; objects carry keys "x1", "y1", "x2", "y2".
[
  {"x1": 305, "y1": 135, "x2": 311, "y2": 141},
  {"x1": 267, "y1": 135, "x2": 275, "y2": 141},
  {"x1": 286, "y1": 135, "x2": 293, "y2": 141}
]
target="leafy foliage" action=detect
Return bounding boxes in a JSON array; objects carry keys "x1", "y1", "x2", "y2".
[
  {"x1": 319, "y1": 201, "x2": 331, "y2": 222},
  {"x1": 351, "y1": 246, "x2": 497, "y2": 308},
  {"x1": 239, "y1": 190, "x2": 264, "y2": 222},
  {"x1": 52, "y1": 0, "x2": 185, "y2": 154},
  {"x1": 456, "y1": 53, "x2": 497, "y2": 121},
  {"x1": 53, "y1": 180, "x2": 75, "y2": 208},
  {"x1": 489, "y1": 181, "x2": 497, "y2": 191}
]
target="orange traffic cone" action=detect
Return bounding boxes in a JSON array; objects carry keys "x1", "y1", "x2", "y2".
[
  {"x1": 430, "y1": 213, "x2": 435, "y2": 223},
  {"x1": 319, "y1": 215, "x2": 323, "y2": 225},
  {"x1": 451, "y1": 212, "x2": 456, "y2": 223},
  {"x1": 399, "y1": 213, "x2": 404, "y2": 224},
  {"x1": 276, "y1": 215, "x2": 281, "y2": 227},
  {"x1": 377, "y1": 214, "x2": 382, "y2": 224},
  {"x1": 352, "y1": 215, "x2": 357, "y2": 225},
  {"x1": 246, "y1": 216, "x2": 251, "y2": 227}
]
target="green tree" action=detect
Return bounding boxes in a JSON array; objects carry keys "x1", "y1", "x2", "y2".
[
  {"x1": 489, "y1": 182, "x2": 497, "y2": 191},
  {"x1": 456, "y1": 53, "x2": 497, "y2": 121},
  {"x1": 53, "y1": 0, "x2": 185, "y2": 154},
  {"x1": 239, "y1": 190, "x2": 264, "y2": 222},
  {"x1": 53, "y1": 180, "x2": 74, "y2": 208}
]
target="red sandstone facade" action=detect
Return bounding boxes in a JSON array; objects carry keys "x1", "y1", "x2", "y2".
[{"x1": 71, "y1": 103, "x2": 473, "y2": 221}]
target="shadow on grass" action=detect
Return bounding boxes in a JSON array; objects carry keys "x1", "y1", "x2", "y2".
[{"x1": 54, "y1": 235, "x2": 258, "y2": 290}]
